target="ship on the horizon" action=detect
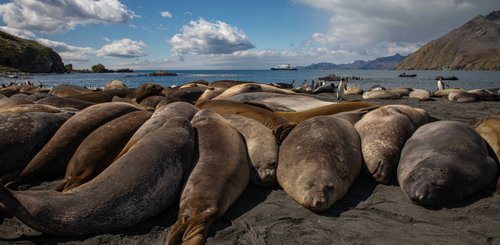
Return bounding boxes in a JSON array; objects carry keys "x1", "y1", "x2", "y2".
[{"x1": 270, "y1": 64, "x2": 297, "y2": 70}]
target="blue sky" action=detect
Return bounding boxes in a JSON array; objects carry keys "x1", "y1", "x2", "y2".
[{"x1": 0, "y1": 0, "x2": 498, "y2": 70}]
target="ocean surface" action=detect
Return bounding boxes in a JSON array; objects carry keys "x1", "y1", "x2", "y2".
[{"x1": 2, "y1": 70, "x2": 499, "y2": 92}]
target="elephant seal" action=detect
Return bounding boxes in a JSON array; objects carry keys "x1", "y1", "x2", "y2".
[
  {"x1": 104, "y1": 80, "x2": 128, "y2": 90},
  {"x1": 58, "y1": 110, "x2": 153, "y2": 191},
  {"x1": 36, "y1": 96, "x2": 95, "y2": 110},
  {"x1": 116, "y1": 102, "x2": 198, "y2": 159},
  {"x1": 345, "y1": 86, "x2": 363, "y2": 95},
  {"x1": 67, "y1": 89, "x2": 134, "y2": 103},
  {"x1": 209, "y1": 80, "x2": 252, "y2": 89},
  {"x1": 213, "y1": 83, "x2": 295, "y2": 100},
  {"x1": 409, "y1": 89, "x2": 431, "y2": 101},
  {"x1": 277, "y1": 115, "x2": 362, "y2": 211},
  {"x1": 467, "y1": 89, "x2": 499, "y2": 101},
  {"x1": 0, "y1": 96, "x2": 33, "y2": 111},
  {"x1": 25, "y1": 93, "x2": 51, "y2": 102},
  {"x1": 354, "y1": 105, "x2": 432, "y2": 184},
  {"x1": 223, "y1": 114, "x2": 278, "y2": 186},
  {"x1": 333, "y1": 106, "x2": 380, "y2": 125},
  {"x1": 0, "y1": 117, "x2": 195, "y2": 236},
  {"x1": 432, "y1": 88, "x2": 465, "y2": 97},
  {"x1": 135, "y1": 82, "x2": 164, "y2": 103},
  {"x1": 226, "y1": 92, "x2": 289, "y2": 103},
  {"x1": 0, "y1": 104, "x2": 70, "y2": 114},
  {"x1": 162, "y1": 86, "x2": 206, "y2": 105},
  {"x1": 0, "y1": 94, "x2": 7, "y2": 99},
  {"x1": 234, "y1": 93, "x2": 337, "y2": 112},
  {"x1": 362, "y1": 90, "x2": 401, "y2": 100},
  {"x1": 398, "y1": 121, "x2": 498, "y2": 206},
  {"x1": 274, "y1": 101, "x2": 375, "y2": 124},
  {"x1": 7, "y1": 102, "x2": 141, "y2": 189},
  {"x1": 166, "y1": 109, "x2": 249, "y2": 245},
  {"x1": 140, "y1": 95, "x2": 165, "y2": 108},
  {"x1": 0, "y1": 111, "x2": 74, "y2": 183},
  {"x1": 196, "y1": 100, "x2": 296, "y2": 143},
  {"x1": 390, "y1": 87, "x2": 413, "y2": 97},
  {"x1": 195, "y1": 87, "x2": 226, "y2": 103},
  {"x1": 470, "y1": 116, "x2": 500, "y2": 160},
  {"x1": 448, "y1": 91, "x2": 478, "y2": 103},
  {"x1": 49, "y1": 84, "x2": 91, "y2": 97}
]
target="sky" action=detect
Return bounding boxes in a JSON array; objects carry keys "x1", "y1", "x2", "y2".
[{"x1": 0, "y1": 0, "x2": 498, "y2": 70}]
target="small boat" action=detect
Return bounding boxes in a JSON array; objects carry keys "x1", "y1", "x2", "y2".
[
  {"x1": 435, "y1": 75, "x2": 458, "y2": 80},
  {"x1": 270, "y1": 64, "x2": 297, "y2": 70},
  {"x1": 398, "y1": 73, "x2": 417, "y2": 77}
]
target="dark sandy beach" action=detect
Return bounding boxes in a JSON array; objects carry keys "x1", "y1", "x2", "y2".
[{"x1": 1, "y1": 94, "x2": 499, "y2": 245}]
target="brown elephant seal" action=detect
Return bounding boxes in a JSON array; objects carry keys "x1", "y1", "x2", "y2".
[
  {"x1": 161, "y1": 86, "x2": 207, "y2": 105},
  {"x1": 333, "y1": 106, "x2": 380, "y2": 125},
  {"x1": 354, "y1": 105, "x2": 432, "y2": 184},
  {"x1": 390, "y1": 87, "x2": 413, "y2": 97},
  {"x1": 35, "y1": 96, "x2": 95, "y2": 110},
  {"x1": 345, "y1": 86, "x2": 363, "y2": 95},
  {"x1": 231, "y1": 93, "x2": 336, "y2": 112},
  {"x1": 432, "y1": 88, "x2": 465, "y2": 97},
  {"x1": 196, "y1": 100, "x2": 296, "y2": 143},
  {"x1": 0, "y1": 111, "x2": 74, "y2": 183},
  {"x1": 274, "y1": 101, "x2": 375, "y2": 124},
  {"x1": 135, "y1": 82, "x2": 164, "y2": 103},
  {"x1": 195, "y1": 87, "x2": 226, "y2": 103},
  {"x1": 58, "y1": 110, "x2": 153, "y2": 191},
  {"x1": 7, "y1": 102, "x2": 142, "y2": 189},
  {"x1": 448, "y1": 91, "x2": 478, "y2": 102},
  {"x1": 398, "y1": 121, "x2": 498, "y2": 207},
  {"x1": 409, "y1": 89, "x2": 431, "y2": 101},
  {"x1": 0, "y1": 117, "x2": 195, "y2": 236},
  {"x1": 277, "y1": 115, "x2": 362, "y2": 211},
  {"x1": 0, "y1": 93, "x2": 7, "y2": 99},
  {"x1": 166, "y1": 109, "x2": 249, "y2": 245},
  {"x1": 362, "y1": 90, "x2": 401, "y2": 100},
  {"x1": 0, "y1": 104, "x2": 68, "y2": 114},
  {"x1": 0, "y1": 96, "x2": 33, "y2": 111},
  {"x1": 226, "y1": 91, "x2": 289, "y2": 103},
  {"x1": 209, "y1": 80, "x2": 252, "y2": 89},
  {"x1": 139, "y1": 95, "x2": 165, "y2": 108},
  {"x1": 223, "y1": 114, "x2": 278, "y2": 186},
  {"x1": 470, "y1": 116, "x2": 500, "y2": 160},
  {"x1": 213, "y1": 83, "x2": 295, "y2": 100},
  {"x1": 25, "y1": 93, "x2": 51, "y2": 102},
  {"x1": 116, "y1": 102, "x2": 198, "y2": 159},
  {"x1": 67, "y1": 89, "x2": 134, "y2": 103},
  {"x1": 467, "y1": 89, "x2": 499, "y2": 101},
  {"x1": 49, "y1": 84, "x2": 91, "y2": 97},
  {"x1": 104, "y1": 80, "x2": 128, "y2": 90}
]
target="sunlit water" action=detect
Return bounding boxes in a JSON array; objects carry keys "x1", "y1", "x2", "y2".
[{"x1": 2, "y1": 70, "x2": 499, "y2": 92}]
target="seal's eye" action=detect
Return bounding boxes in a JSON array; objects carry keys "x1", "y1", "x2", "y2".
[
  {"x1": 305, "y1": 181, "x2": 314, "y2": 189},
  {"x1": 326, "y1": 184, "x2": 335, "y2": 191}
]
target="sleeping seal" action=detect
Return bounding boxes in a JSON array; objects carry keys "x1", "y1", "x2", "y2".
[
  {"x1": 277, "y1": 115, "x2": 362, "y2": 211},
  {"x1": 7, "y1": 102, "x2": 141, "y2": 189},
  {"x1": 398, "y1": 121, "x2": 498, "y2": 206},
  {"x1": 354, "y1": 105, "x2": 433, "y2": 184},
  {"x1": 223, "y1": 114, "x2": 279, "y2": 186},
  {"x1": 0, "y1": 117, "x2": 195, "y2": 236},
  {"x1": 166, "y1": 109, "x2": 249, "y2": 245}
]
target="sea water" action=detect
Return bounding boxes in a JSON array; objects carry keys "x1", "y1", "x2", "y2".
[{"x1": 2, "y1": 70, "x2": 499, "y2": 92}]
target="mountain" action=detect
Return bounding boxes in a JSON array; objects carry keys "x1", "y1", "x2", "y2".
[
  {"x1": 304, "y1": 54, "x2": 406, "y2": 70},
  {"x1": 0, "y1": 30, "x2": 65, "y2": 73},
  {"x1": 397, "y1": 10, "x2": 500, "y2": 71}
]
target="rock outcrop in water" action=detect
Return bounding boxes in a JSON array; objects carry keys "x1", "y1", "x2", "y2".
[
  {"x1": 397, "y1": 10, "x2": 500, "y2": 71},
  {"x1": 0, "y1": 30, "x2": 65, "y2": 73}
]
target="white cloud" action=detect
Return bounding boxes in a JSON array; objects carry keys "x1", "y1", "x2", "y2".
[
  {"x1": 0, "y1": 26, "x2": 94, "y2": 62},
  {"x1": 160, "y1": 11, "x2": 172, "y2": 18},
  {"x1": 169, "y1": 18, "x2": 255, "y2": 57},
  {"x1": 97, "y1": 38, "x2": 148, "y2": 58},
  {"x1": 36, "y1": 38, "x2": 94, "y2": 62},
  {"x1": 0, "y1": 0, "x2": 136, "y2": 33},
  {"x1": 295, "y1": 0, "x2": 500, "y2": 59}
]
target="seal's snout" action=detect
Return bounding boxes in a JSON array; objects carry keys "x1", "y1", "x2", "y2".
[
  {"x1": 312, "y1": 196, "x2": 326, "y2": 209},
  {"x1": 259, "y1": 166, "x2": 276, "y2": 184}
]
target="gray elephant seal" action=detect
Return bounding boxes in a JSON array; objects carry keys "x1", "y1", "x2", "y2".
[
  {"x1": 166, "y1": 109, "x2": 249, "y2": 245},
  {"x1": 115, "y1": 102, "x2": 198, "y2": 159},
  {"x1": 58, "y1": 110, "x2": 153, "y2": 191},
  {"x1": 354, "y1": 105, "x2": 432, "y2": 184},
  {"x1": 36, "y1": 96, "x2": 95, "y2": 110},
  {"x1": 223, "y1": 114, "x2": 278, "y2": 186},
  {"x1": 7, "y1": 102, "x2": 141, "y2": 189},
  {"x1": 0, "y1": 117, "x2": 195, "y2": 236},
  {"x1": 398, "y1": 121, "x2": 498, "y2": 207},
  {"x1": 0, "y1": 111, "x2": 74, "y2": 183},
  {"x1": 277, "y1": 115, "x2": 362, "y2": 212}
]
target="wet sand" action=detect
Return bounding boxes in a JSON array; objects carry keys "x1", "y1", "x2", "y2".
[{"x1": 2, "y1": 94, "x2": 499, "y2": 245}]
